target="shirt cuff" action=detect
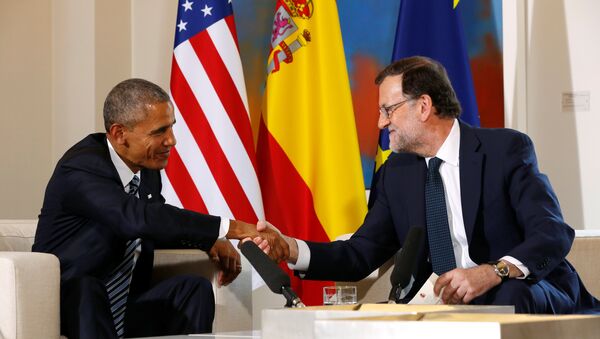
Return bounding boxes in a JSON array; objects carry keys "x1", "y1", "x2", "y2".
[
  {"x1": 218, "y1": 217, "x2": 230, "y2": 239},
  {"x1": 501, "y1": 255, "x2": 530, "y2": 279},
  {"x1": 287, "y1": 239, "x2": 311, "y2": 272}
]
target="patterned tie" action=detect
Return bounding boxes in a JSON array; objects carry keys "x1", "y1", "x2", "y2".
[
  {"x1": 105, "y1": 175, "x2": 141, "y2": 337},
  {"x1": 425, "y1": 158, "x2": 457, "y2": 275}
]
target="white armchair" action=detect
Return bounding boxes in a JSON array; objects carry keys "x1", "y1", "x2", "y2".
[
  {"x1": 0, "y1": 220, "x2": 60, "y2": 339},
  {"x1": 0, "y1": 220, "x2": 254, "y2": 339}
]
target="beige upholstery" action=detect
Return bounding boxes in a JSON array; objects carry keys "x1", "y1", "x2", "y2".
[
  {"x1": 0, "y1": 220, "x2": 252, "y2": 339},
  {"x1": 337, "y1": 231, "x2": 600, "y2": 304},
  {"x1": 0, "y1": 220, "x2": 60, "y2": 339},
  {"x1": 2, "y1": 219, "x2": 599, "y2": 339}
]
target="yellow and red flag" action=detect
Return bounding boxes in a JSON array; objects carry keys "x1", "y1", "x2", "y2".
[{"x1": 257, "y1": 0, "x2": 367, "y2": 305}]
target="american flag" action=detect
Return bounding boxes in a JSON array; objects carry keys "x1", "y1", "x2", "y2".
[{"x1": 161, "y1": 0, "x2": 264, "y2": 223}]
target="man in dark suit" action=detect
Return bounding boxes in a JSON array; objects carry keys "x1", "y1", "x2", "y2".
[
  {"x1": 276, "y1": 56, "x2": 598, "y2": 313},
  {"x1": 33, "y1": 78, "x2": 287, "y2": 338}
]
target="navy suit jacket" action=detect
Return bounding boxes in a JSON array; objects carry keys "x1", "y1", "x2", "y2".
[
  {"x1": 302, "y1": 122, "x2": 595, "y2": 308},
  {"x1": 33, "y1": 133, "x2": 220, "y2": 293}
]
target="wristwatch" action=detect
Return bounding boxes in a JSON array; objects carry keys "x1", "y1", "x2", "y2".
[{"x1": 488, "y1": 260, "x2": 510, "y2": 282}]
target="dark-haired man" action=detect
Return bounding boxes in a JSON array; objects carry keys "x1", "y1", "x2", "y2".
[
  {"x1": 33, "y1": 78, "x2": 288, "y2": 338},
  {"x1": 275, "y1": 56, "x2": 598, "y2": 314}
]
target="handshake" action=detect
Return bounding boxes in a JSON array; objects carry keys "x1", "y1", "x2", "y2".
[
  {"x1": 227, "y1": 220, "x2": 295, "y2": 263},
  {"x1": 210, "y1": 220, "x2": 296, "y2": 286}
]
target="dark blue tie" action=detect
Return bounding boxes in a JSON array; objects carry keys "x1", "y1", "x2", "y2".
[
  {"x1": 425, "y1": 157, "x2": 456, "y2": 275},
  {"x1": 105, "y1": 175, "x2": 141, "y2": 337}
]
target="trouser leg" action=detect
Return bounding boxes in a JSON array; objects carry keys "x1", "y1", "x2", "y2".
[
  {"x1": 61, "y1": 276, "x2": 118, "y2": 339},
  {"x1": 124, "y1": 275, "x2": 215, "y2": 337}
]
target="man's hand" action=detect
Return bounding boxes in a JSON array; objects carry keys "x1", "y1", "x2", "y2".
[
  {"x1": 433, "y1": 265, "x2": 500, "y2": 304},
  {"x1": 208, "y1": 239, "x2": 241, "y2": 286},
  {"x1": 255, "y1": 220, "x2": 290, "y2": 263},
  {"x1": 226, "y1": 220, "x2": 290, "y2": 263},
  {"x1": 254, "y1": 221, "x2": 297, "y2": 263}
]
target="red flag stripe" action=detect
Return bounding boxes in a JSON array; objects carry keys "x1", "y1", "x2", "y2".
[
  {"x1": 224, "y1": 16, "x2": 240, "y2": 52},
  {"x1": 163, "y1": 148, "x2": 208, "y2": 214},
  {"x1": 170, "y1": 59, "x2": 257, "y2": 222},
  {"x1": 257, "y1": 118, "x2": 332, "y2": 306},
  {"x1": 168, "y1": 99, "x2": 231, "y2": 216},
  {"x1": 188, "y1": 31, "x2": 257, "y2": 170},
  {"x1": 207, "y1": 18, "x2": 248, "y2": 113}
]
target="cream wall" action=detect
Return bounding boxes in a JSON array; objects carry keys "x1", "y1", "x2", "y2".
[
  {"x1": 0, "y1": 0, "x2": 53, "y2": 218},
  {"x1": 503, "y1": 0, "x2": 600, "y2": 230},
  {"x1": 0, "y1": 0, "x2": 133, "y2": 218}
]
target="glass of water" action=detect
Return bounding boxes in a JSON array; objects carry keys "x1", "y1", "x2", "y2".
[{"x1": 323, "y1": 285, "x2": 357, "y2": 305}]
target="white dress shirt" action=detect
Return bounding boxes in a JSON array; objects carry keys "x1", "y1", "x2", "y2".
[{"x1": 290, "y1": 120, "x2": 529, "y2": 278}]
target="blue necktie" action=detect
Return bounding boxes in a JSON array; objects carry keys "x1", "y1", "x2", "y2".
[
  {"x1": 105, "y1": 175, "x2": 141, "y2": 337},
  {"x1": 425, "y1": 158, "x2": 456, "y2": 275}
]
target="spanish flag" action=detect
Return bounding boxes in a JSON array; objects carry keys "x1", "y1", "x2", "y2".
[{"x1": 257, "y1": 0, "x2": 367, "y2": 306}]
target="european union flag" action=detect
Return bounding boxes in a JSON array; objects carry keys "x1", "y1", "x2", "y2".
[{"x1": 370, "y1": 0, "x2": 480, "y2": 206}]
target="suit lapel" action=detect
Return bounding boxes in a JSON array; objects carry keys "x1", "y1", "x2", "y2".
[
  {"x1": 459, "y1": 123, "x2": 483, "y2": 243},
  {"x1": 402, "y1": 156, "x2": 427, "y2": 231},
  {"x1": 139, "y1": 169, "x2": 158, "y2": 202}
]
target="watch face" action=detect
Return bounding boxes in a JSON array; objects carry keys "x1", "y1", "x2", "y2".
[{"x1": 496, "y1": 261, "x2": 509, "y2": 277}]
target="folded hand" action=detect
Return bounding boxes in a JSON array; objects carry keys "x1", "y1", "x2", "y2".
[{"x1": 208, "y1": 239, "x2": 241, "y2": 286}]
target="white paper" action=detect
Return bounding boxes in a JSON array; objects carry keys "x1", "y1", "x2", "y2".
[{"x1": 408, "y1": 273, "x2": 443, "y2": 305}]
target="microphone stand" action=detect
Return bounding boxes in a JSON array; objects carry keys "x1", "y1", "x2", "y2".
[{"x1": 282, "y1": 286, "x2": 306, "y2": 308}]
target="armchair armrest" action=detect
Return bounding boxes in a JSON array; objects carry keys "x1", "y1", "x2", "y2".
[
  {"x1": 0, "y1": 252, "x2": 60, "y2": 339},
  {"x1": 153, "y1": 249, "x2": 217, "y2": 283}
]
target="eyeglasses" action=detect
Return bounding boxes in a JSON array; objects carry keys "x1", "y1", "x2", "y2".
[{"x1": 378, "y1": 98, "x2": 413, "y2": 119}]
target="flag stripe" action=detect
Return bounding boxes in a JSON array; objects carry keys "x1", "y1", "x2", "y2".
[
  {"x1": 170, "y1": 96, "x2": 232, "y2": 217},
  {"x1": 170, "y1": 59, "x2": 256, "y2": 221},
  {"x1": 160, "y1": 172, "x2": 183, "y2": 209},
  {"x1": 257, "y1": 119, "x2": 330, "y2": 241},
  {"x1": 189, "y1": 30, "x2": 255, "y2": 170},
  {"x1": 164, "y1": 147, "x2": 208, "y2": 213},
  {"x1": 257, "y1": 118, "x2": 332, "y2": 306},
  {"x1": 207, "y1": 18, "x2": 249, "y2": 114}
]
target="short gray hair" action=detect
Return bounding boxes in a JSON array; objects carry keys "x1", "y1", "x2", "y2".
[
  {"x1": 375, "y1": 56, "x2": 461, "y2": 119},
  {"x1": 103, "y1": 78, "x2": 171, "y2": 131}
]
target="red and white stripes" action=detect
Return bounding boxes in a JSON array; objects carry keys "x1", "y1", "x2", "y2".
[{"x1": 162, "y1": 15, "x2": 263, "y2": 223}]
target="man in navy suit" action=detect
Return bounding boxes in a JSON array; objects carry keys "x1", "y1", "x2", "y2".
[
  {"x1": 33, "y1": 79, "x2": 287, "y2": 338},
  {"x1": 275, "y1": 56, "x2": 598, "y2": 313}
]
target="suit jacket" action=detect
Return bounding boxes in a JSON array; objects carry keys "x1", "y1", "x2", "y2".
[
  {"x1": 33, "y1": 133, "x2": 220, "y2": 293},
  {"x1": 302, "y1": 122, "x2": 595, "y2": 308}
]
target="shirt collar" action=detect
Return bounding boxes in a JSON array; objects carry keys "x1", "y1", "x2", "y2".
[
  {"x1": 426, "y1": 119, "x2": 460, "y2": 167},
  {"x1": 107, "y1": 137, "x2": 141, "y2": 189}
]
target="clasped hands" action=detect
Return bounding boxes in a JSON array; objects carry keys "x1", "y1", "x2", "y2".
[
  {"x1": 433, "y1": 261, "x2": 521, "y2": 305},
  {"x1": 210, "y1": 220, "x2": 291, "y2": 286}
]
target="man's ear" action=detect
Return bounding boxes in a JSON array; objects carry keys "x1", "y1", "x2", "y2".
[
  {"x1": 107, "y1": 123, "x2": 127, "y2": 145},
  {"x1": 419, "y1": 94, "x2": 434, "y2": 122}
]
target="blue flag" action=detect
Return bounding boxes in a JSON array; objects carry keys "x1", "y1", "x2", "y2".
[{"x1": 370, "y1": 0, "x2": 480, "y2": 205}]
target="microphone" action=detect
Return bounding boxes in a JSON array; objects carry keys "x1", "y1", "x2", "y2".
[
  {"x1": 240, "y1": 241, "x2": 305, "y2": 308},
  {"x1": 388, "y1": 227, "x2": 424, "y2": 303}
]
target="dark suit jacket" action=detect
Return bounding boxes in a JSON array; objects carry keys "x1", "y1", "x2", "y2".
[
  {"x1": 33, "y1": 133, "x2": 220, "y2": 293},
  {"x1": 302, "y1": 122, "x2": 595, "y2": 309}
]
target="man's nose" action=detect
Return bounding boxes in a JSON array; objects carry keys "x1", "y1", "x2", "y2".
[
  {"x1": 377, "y1": 113, "x2": 390, "y2": 130},
  {"x1": 165, "y1": 129, "x2": 177, "y2": 146}
]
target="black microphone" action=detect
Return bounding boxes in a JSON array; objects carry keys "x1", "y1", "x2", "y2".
[
  {"x1": 240, "y1": 241, "x2": 305, "y2": 308},
  {"x1": 388, "y1": 227, "x2": 424, "y2": 303}
]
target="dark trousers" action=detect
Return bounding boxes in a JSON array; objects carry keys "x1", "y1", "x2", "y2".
[
  {"x1": 471, "y1": 278, "x2": 585, "y2": 314},
  {"x1": 61, "y1": 275, "x2": 215, "y2": 339}
]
